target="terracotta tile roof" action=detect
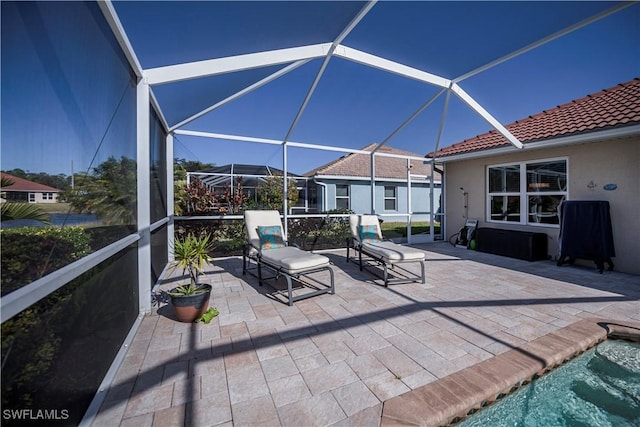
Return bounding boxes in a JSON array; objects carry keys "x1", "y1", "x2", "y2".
[
  {"x1": 0, "y1": 172, "x2": 61, "y2": 192},
  {"x1": 305, "y1": 143, "x2": 440, "y2": 180},
  {"x1": 429, "y1": 78, "x2": 640, "y2": 159}
]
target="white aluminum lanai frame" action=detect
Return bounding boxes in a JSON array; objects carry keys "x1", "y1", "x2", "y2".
[
  {"x1": 5, "y1": 0, "x2": 631, "y2": 325},
  {"x1": 3, "y1": 2, "x2": 635, "y2": 425},
  {"x1": 98, "y1": 0, "x2": 633, "y2": 311}
]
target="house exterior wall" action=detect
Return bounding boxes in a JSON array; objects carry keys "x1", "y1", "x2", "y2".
[
  {"x1": 443, "y1": 136, "x2": 640, "y2": 274},
  {"x1": 2, "y1": 191, "x2": 59, "y2": 204},
  {"x1": 32, "y1": 192, "x2": 59, "y2": 203},
  {"x1": 321, "y1": 179, "x2": 441, "y2": 223}
]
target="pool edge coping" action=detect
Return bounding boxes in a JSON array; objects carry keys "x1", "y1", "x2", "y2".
[{"x1": 379, "y1": 318, "x2": 640, "y2": 427}]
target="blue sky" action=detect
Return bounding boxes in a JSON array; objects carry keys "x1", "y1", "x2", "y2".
[
  {"x1": 2, "y1": 1, "x2": 639, "y2": 176},
  {"x1": 152, "y1": 1, "x2": 640, "y2": 175}
]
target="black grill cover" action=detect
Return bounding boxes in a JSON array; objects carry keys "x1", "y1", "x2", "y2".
[{"x1": 558, "y1": 200, "x2": 615, "y2": 271}]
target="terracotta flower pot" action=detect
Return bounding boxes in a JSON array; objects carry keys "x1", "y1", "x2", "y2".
[{"x1": 170, "y1": 284, "x2": 212, "y2": 323}]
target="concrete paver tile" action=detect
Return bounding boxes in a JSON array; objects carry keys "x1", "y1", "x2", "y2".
[
  {"x1": 294, "y1": 353, "x2": 329, "y2": 373},
  {"x1": 150, "y1": 404, "x2": 185, "y2": 427},
  {"x1": 226, "y1": 363, "x2": 269, "y2": 404},
  {"x1": 141, "y1": 349, "x2": 179, "y2": 371},
  {"x1": 372, "y1": 345, "x2": 423, "y2": 378},
  {"x1": 363, "y1": 371, "x2": 411, "y2": 401},
  {"x1": 346, "y1": 353, "x2": 388, "y2": 380},
  {"x1": 132, "y1": 366, "x2": 164, "y2": 395},
  {"x1": 123, "y1": 384, "x2": 173, "y2": 418},
  {"x1": 277, "y1": 391, "x2": 347, "y2": 427},
  {"x1": 288, "y1": 340, "x2": 321, "y2": 360},
  {"x1": 92, "y1": 399, "x2": 128, "y2": 427},
  {"x1": 331, "y1": 381, "x2": 380, "y2": 416},
  {"x1": 231, "y1": 395, "x2": 279, "y2": 427},
  {"x1": 201, "y1": 371, "x2": 229, "y2": 397},
  {"x1": 189, "y1": 354, "x2": 225, "y2": 378},
  {"x1": 210, "y1": 337, "x2": 233, "y2": 355},
  {"x1": 329, "y1": 404, "x2": 382, "y2": 427},
  {"x1": 261, "y1": 354, "x2": 299, "y2": 382},
  {"x1": 172, "y1": 377, "x2": 200, "y2": 406},
  {"x1": 255, "y1": 340, "x2": 290, "y2": 361},
  {"x1": 368, "y1": 319, "x2": 403, "y2": 338},
  {"x1": 318, "y1": 340, "x2": 357, "y2": 363},
  {"x1": 162, "y1": 360, "x2": 189, "y2": 384},
  {"x1": 400, "y1": 369, "x2": 437, "y2": 390},
  {"x1": 121, "y1": 413, "x2": 153, "y2": 427},
  {"x1": 301, "y1": 360, "x2": 360, "y2": 395},
  {"x1": 344, "y1": 332, "x2": 391, "y2": 355},
  {"x1": 98, "y1": 245, "x2": 640, "y2": 427},
  {"x1": 148, "y1": 333, "x2": 181, "y2": 353},
  {"x1": 185, "y1": 391, "x2": 233, "y2": 426},
  {"x1": 223, "y1": 348, "x2": 259, "y2": 370},
  {"x1": 268, "y1": 373, "x2": 312, "y2": 408}
]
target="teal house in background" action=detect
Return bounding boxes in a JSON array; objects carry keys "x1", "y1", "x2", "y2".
[{"x1": 304, "y1": 144, "x2": 442, "y2": 224}]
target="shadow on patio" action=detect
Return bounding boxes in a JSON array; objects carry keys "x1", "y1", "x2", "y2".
[{"x1": 91, "y1": 242, "x2": 640, "y2": 426}]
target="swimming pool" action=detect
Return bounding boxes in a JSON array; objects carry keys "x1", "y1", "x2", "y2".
[{"x1": 458, "y1": 339, "x2": 640, "y2": 426}]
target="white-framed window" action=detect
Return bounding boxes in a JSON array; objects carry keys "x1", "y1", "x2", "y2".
[
  {"x1": 384, "y1": 186, "x2": 397, "y2": 211},
  {"x1": 335, "y1": 184, "x2": 349, "y2": 210},
  {"x1": 487, "y1": 158, "x2": 567, "y2": 226},
  {"x1": 43, "y1": 192, "x2": 54, "y2": 200},
  {"x1": 28, "y1": 193, "x2": 36, "y2": 203}
]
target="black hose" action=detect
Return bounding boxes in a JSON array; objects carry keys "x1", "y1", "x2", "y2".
[{"x1": 448, "y1": 231, "x2": 461, "y2": 246}]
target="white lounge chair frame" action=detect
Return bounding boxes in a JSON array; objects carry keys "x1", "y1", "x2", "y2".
[
  {"x1": 347, "y1": 214, "x2": 426, "y2": 287},
  {"x1": 242, "y1": 210, "x2": 335, "y2": 306}
]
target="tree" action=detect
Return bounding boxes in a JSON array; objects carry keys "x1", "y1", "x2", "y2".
[
  {"x1": 174, "y1": 180, "x2": 187, "y2": 216},
  {"x1": 63, "y1": 156, "x2": 136, "y2": 225},
  {"x1": 174, "y1": 158, "x2": 215, "y2": 181},
  {"x1": 218, "y1": 177, "x2": 247, "y2": 214},
  {"x1": 257, "y1": 175, "x2": 299, "y2": 212},
  {"x1": 0, "y1": 177, "x2": 50, "y2": 224},
  {"x1": 185, "y1": 178, "x2": 216, "y2": 214},
  {"x1": 173, "y1": 159, "x2": 216, "y2": 210}
]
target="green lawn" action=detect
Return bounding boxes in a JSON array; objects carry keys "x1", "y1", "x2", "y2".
[
  {"x1": 36, "y1": 203, "x2": 71, "y2": 213},
  {"x1": 380, "y1": 221, "x2": 441, "y2": 238}
]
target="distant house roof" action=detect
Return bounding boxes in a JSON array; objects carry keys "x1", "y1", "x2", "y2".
[
  {"x1": 429, "y1": 78, "x2": 640, "y2": 160},
  {"x1": 191, "y1": 164, "x2": 302, "y2": 189},
  {"x1": 0, "y1": 172, "x2": 61, "y2": 193},
  {"x1": 197, "y1": 164, "x2": 298, "y2": 177},
  {"x1": 305, "y1": 144, "x2": 439, "y2": 181}
]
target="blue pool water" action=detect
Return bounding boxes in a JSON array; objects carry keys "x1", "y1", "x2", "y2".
[
  {"x1": 1, "y1": 213, "x2": 98, "y2": 228},
  {"x1": 459, "y1": 340, "x2": 640, "y2": 426}
]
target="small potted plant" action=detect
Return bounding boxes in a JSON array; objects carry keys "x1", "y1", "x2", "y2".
[{"x1": 168, "y1": 233, "x2": 214, "y2": 322}]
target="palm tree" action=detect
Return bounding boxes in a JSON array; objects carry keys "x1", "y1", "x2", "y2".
[{"x1": 0, "y1": 177, "x2": 50, "y2": 224}]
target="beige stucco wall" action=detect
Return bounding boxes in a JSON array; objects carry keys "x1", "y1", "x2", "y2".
[
  {"x1": 31, "y1": 192, "x2": 59, "y2": 204},
  {"x1": 443, "y1": 136, "x2": 640, "y2": 275}
]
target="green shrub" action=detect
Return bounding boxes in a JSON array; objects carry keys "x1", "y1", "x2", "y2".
[
  {"x1": 1, "y1": 226, "x2": 91, "y2": 296},
  {"x1": 288, "y1": 210, "x2": 352, "y2": 250}
]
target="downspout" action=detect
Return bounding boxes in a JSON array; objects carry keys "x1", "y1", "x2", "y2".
[
  {"x1": 407, "y1": 158, "x2": 412, "y2": 244},
  {"x1": 370, "y1": 152, "x2": 376, "y2": 214},
  {"x1": 313, "y1": 177, "x2": 328, "y2": 212},
  {"x1": 230, "y1": 163, "x2": 234, "y2": 200}
]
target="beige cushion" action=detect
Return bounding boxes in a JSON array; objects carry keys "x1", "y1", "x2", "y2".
[
  {"x1": 362, "y1": 241, "x2": 425, "y2": 263},
  {"x1": 259, "y1": 246, "x2": 330, "y2": 274},
  {"x1": 349, "y1": 214, "x2": 382, "y2": 242},
  {"x1": 245, "y1": 210, "x2": 285, "y2": 251}
]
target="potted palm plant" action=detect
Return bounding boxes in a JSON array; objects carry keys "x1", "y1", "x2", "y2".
[{"x1": 168, "y1": 233, "x2": 214, "y2": 322}]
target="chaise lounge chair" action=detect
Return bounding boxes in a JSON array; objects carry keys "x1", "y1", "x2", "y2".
[
  {"x1": 347, "y1": 214, "x2": 426, "y2": 287},
  {"x1": 242, "y1": 210, "x2": 335, "y2": 306}
]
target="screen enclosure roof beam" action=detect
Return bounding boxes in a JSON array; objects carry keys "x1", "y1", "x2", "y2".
[
  {"x1": 174, "y1": 130, "x2": 431, "y2": 162},
  {"x1": 144, "y1": 43, "x2": 332, "y2": 85}
]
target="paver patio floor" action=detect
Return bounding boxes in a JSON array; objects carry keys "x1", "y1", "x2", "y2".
[{"x1": 92, "y1": 242, "x2": 640, "y2": 426}]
